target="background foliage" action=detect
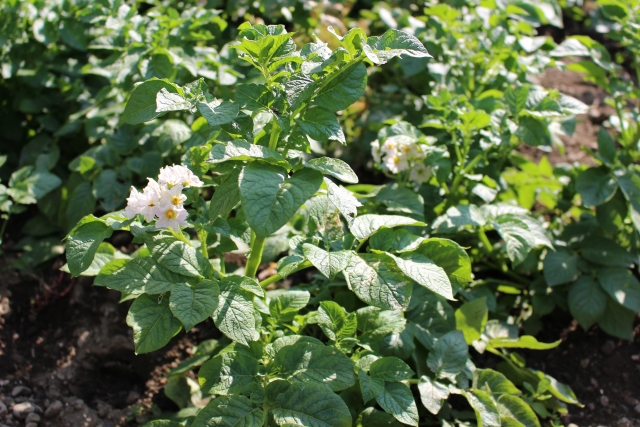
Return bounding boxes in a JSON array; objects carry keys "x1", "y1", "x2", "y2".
[{"x1": 1, "y1": 0, "x2": 639, "y2": 426}]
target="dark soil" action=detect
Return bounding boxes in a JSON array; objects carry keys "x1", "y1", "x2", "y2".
[
  {"x1": 0, "y1": 260, "x2": 218, "y2": 427},
  {"x1": 525, "y1": 311, "x2": 640, "y2": 427}
]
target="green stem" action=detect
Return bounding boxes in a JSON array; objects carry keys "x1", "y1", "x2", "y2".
[
  {"x1": 268, "y1": 118, "x2": 282, "y2": 151},
  {"x1": 169, "y1": 227, "x2": 192, "y2": 246},
  {"x1": 245, "y1": 232, "x2": 266, "y2": 279},
  {"x1": 258, "y1": 260, "x2": 313, "y2": 288},
  {"x1": 0, "y1": 213, "x2": 9, "y2": 244},
  {"x1": 477, "y1": 228, "x2": 493, "y2": 254}
]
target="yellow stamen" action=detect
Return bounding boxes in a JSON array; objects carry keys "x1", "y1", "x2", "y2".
[
  {"x1": 393, "y1": 156, "x2": 400, "y2": 164},
  {"x1": 166, "y1": 210, "x2": 174, "y2": 219},
  {"x1": 171, "y1": 196, "x2": 181, "y2": 206}
]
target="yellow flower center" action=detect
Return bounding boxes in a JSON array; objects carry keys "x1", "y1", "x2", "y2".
[
  {"x1": 166, "y1": 210, "x2": 175, "y2": 219},
  {"x1": 171, "y1": 195, "x2": 181, "y2": 206},
  {"x1": 393, "y1": 156, "x2": 400, "y2": 164},
  {"x1": 402, "y1": 146, "x2": 410, "y2": 152}
]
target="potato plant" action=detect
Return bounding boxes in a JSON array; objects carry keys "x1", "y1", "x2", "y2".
[{"x1": 63, "y1": 23, "x2": 581, "y2": 427}]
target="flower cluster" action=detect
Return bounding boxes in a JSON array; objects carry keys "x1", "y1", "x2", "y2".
[
  {"x1": 371, "y1": 134, "x2": 433, "y2": 184},
  {"x1": 125, "y1": 165, "x2": 203, "y2": 229}
]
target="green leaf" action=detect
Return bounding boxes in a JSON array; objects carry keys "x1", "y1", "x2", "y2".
[
  {"x1": 597, "y1": 128, "x2": 616, "y2": 165},
  {"x1": 368, "y1": 30, "x2": 431, "y2": 60},
  {"x1": 170, "y1": 280, "x2": 219, "y2": 331},
  {"x1": 95, "y1": 257, "x2": 180, "y2": 296},
  {"x1": 271, "y1": 382, "x2": 352, "y2": 427},
  {"x1": 240, "y1": 163, "x2": 322, "y2": 238},
  {"x1": 156, "y1": 88, "x2": 190, "y2": 112},
  {"x1": 325, "y1": 178, "x2": 362, "y2": 226},
  {"x1": 416, "y1": 238, "x2": 472, "y2": 293},
  {"x1": 492, "y1": 215, "x2": 537, "y2": 265},
  {"x1": 350, "y1": 215, "x2": 425, "y2": 241},
  {"x1": 543, "y1": 249, "x2": 579, "y2": 286},
  {"x1": 192, "y1": 395, "x2": 263, "y2": 427},
  {"x1": 487, "y1": 336, "x2": 561, "y2": 350},
  {"x1": 126, "y1": 294, "x2": 182, "y2": 354},
  {"x1": 315, "y1": 62, "x2": 368, "y2": 112},
  {"x1": 285, "y1": 75, "x2": 315, "y2": 111},
  {"x1": 299, "y1": 107, "x2": 345, "y2": 143},
  {"x1": 314, "y1": 301, "x2": 357, "y2": 341},
  {"x1": 426, "y1": 330, "x2": 468, "y2": 380},
  {"x1": 598, "y1": 267, "x2": 640, "y2": 313},
  {"x1": 614, "y1": 168, "x2": 640, "y2": 233},
  {"x1": 464, "y1": 389, "x2": 501, "y2": 427},
  {"x1": 209, "y1": 168, "x2": 241, "y2": 220},
  {"x1": 375, "y1": 382, "x2": 419, "y2": 426},
  {"x1": 345, "y1": 253, "x2": 412, "y2": 310},
  {"x1": 66, "y1": 216, "x2": 113, "y2": 277},
  {"x1": 374, "y1": 184, "x2": 425, "y2": 221},
  {"x1": 515, "y1": 116, "x2": 551, "y2": 146},
  {"x1": 580, "y1": 236, "x2": 635, "y2": 267},
  {"x1": 474, "y1": 369, "x2": 521, "y2": 396},
  {"x1": 235, "y1": 83, "x2": 273, "y2": 111},
  {"x1": 270, "y1": 290, "x2": 310, "y2": 322},
  {"x1": 274, "y1": 341, "x2": 355, "y2": 391},
  {"x1": 505, "y1": 86, "x2": 529, "y2": 117},
  {"x1": 356, "y1": 306, "x2": 406, "y2": 337},
  {"x1": 197, "y1": 100, "x2": 239, "y2": 127},
  {"x1": 370, "y1": 357, "x2": 414, "y2": 382},
  {"x1": 302, "y1": 244, "x2": 353, "y2": 279},
  {"x1": 306, "y1": 157, "x2": 358, "y2": 184},
  {"x1": 148, "y1": 236, "x2": 204, "y2": 278},
  {"x1": 497, "y1": 395, "x2": 540, "y2": 427},
  {"x1": 575, "y1": 166, "x2": 618, "y2": 207},
  {"x1": 213, "y1": 276, "x2": 260, "y2": 345},
  {"x1": 455, "y1": 297, "x2": 489, "y2": 344},
  {"x1": 568, "y1": 275, "x2": 608, "y2": 329},
  {"x1": 199, "y1": 343, "x2": 260, "y2": 395},
  {"x1": 432, "y1": 204, "x2": 487, "y2": 233},
  {"x1": 417, "y1": 376, "x2": 450, "y2": 415},
  {"x1": 538, "y1": 373, "x2": 581, "y2": 405},
  {"x1": 120, "y1": 79, "x2": 179, "y2": 124},
  {"x1": 208, "y1": 139, "x2": 289, "y2": 169},
  {"x1": 359, "y1": 369, "x2": 385, "y2": 403},
  {"x1": 370, "y1": 229, "x2": 424, "y2": 254},
  {"x1": 386, "y1": 252, "x2": 454, "y2": 301}
]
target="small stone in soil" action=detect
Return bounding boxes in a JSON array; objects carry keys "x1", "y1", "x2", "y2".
[
  {"x1": 44, "y1": 400, "x2": 63, "y2": 418},
  {"x1": 580, "y1": 358, "x2": 589, "y2": 368},
  {"x1": 634, "y1": 404, "x2": 640, "y2": 414},
  {"x1": 618, "y1": 417, "x2": 631, "y2": 427},
  {"x1": 590, "y1": 378, "x2": 599, "y2": 387},
  {"x1": 26, "y1": 412, "x2": 41, "y2": 423},
  {"x1": 588, "y1": 402, "x2": 596, "y2": 411},
  {"x1": 567, "y1": 424, "x2": 578, "y2": 427},
  {"x1": 26, "y1": 423, "x2": 38, "y2": 427},
  {"x1": 12, "y1": 401, "x2": 35, "y2": 419},
  {"x1": 601, "y1": 340, "x2": 616, "y2": 355},
  {"x1": 126, "y1": 391, "x2": 141, "y2": 405},
  {"x1": 0, "y1": 401, "x2": 6, "y2": 416},
  {"x1": 600, "y1": 396, "x2": 609, "y2": 407},
  {"x1": 622, "y1": 396, "x2": 638, "y2": 407},
  {"x1": 10, "y1": 386, "x2": 31, "y2": 397}
]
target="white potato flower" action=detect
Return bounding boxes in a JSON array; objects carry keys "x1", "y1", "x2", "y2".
[
  {"x1": 409, "y1": 163, "x2": 432, "y2": 184},
  {"x1": 153, "y1": 201, "x2": 188, "y2": 229},
  {"x1": 159, "y1": 184, "x2": 187, "y2": 208},
  {"x1": 158, "y1": 165, "x2": 203, "y2": 188},
  {"x1": 125, "y1": 178, "x2": 162, "y2": 222}
]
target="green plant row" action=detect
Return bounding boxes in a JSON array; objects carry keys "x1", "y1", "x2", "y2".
[{"x1": 64, "y1": 22, "x2": 581, "y2": 427}]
